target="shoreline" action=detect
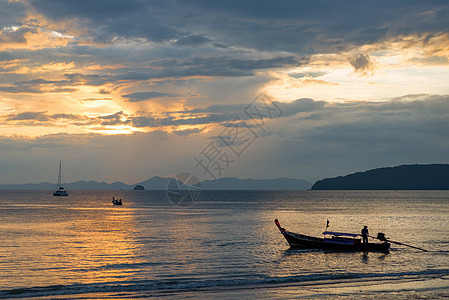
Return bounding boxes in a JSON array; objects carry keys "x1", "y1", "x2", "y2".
[{"x1": 58, "y1": 274, "x2": 449, "y2": 299}]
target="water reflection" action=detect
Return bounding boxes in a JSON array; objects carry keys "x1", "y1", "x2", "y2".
[
  {"x1": 62, "y1": 206, "x2": 141, "y2": 283},
  {"x1": 0, "y1": 191, "x2": 144, "y2": 288},
  {"x1": 362, "y1": 252, "x2": 369, "y2": 263}
]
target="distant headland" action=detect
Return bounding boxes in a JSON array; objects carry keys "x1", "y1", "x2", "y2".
[{"x1": 311, "y1": 164, "x2": 449, "y2": 190}]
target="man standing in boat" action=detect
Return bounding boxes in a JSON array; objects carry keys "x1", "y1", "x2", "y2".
[{"x1": 361, "y1": 225, "x2": 369, "y2": 243}]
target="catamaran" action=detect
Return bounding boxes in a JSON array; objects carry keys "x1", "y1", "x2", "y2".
[{"x1": 53, "y1": 160, "x2": 68, "y2": 196}]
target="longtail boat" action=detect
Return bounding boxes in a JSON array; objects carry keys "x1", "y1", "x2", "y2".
[{"x1": 275, "y1": 219, "x2": 390, "y2": 252}]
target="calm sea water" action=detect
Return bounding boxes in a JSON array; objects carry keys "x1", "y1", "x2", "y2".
[{"x1": 0, "y1": 190, "x2": 448, "y2": 299}]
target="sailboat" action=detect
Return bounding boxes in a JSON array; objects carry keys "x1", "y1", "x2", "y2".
[{"x1": 53, "y1": 160, "x2": 69, "y2": 196}]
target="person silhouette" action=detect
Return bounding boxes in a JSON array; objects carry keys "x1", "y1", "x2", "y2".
[{"x1": 361, "y1": 225, "x2": 369, "y2": 243}]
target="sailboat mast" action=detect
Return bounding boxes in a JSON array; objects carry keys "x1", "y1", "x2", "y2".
[
  {"x1": 53, "y1": 160, "x2": 68, "y2": 196},
  {"x1": 57, "y1": 160, "x2": 62, "y2": 188}
]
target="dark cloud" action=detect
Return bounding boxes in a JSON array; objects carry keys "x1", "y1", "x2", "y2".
[
  {"x1": 98, "y1": 111, "x2": 126, "y2": 126},
  {"x1": 289, "y1": 71, "x2": 327, "y2": 79},
  {"x1": 152, "y1": 55, "x2": 307, "y2": 77},
  {"x1": 276, "y1": 99, "x2": 326, "y2": 117},
  {"x1": 173, "y1": 128, "x2": 203, "y2": 136},
  {"x1": 188, "y1": 104, "x2": 246, "y2": 114},
  {"x1": 0, "y1": 55, "x2": 304, "y2": 94},
  {"x1": 348, "y1": 53, "x2": 375, "y2": 75},
  {"x1": 0, "y1": 52, "x2": 15, "y2": 61},
  {"x1": 51, "y1": 113, "x2": 83, "y2": 120},
  {"x1": 29, "y1": 0, "x2": 180, "y2": 43},
  {"x1": 0, "y1": 85, "x2": 77, "y2": 93},
  {"x1": 29, "y1": 0, "x2": 145, "y2": 20},
  {"x1": 4, "y1": 111, "x2": 107, "y2": 126},
  {"x1": 175, "y1": 34, "x2": 211, "y2": 46},
  {"x1": 275, "y1": 95, "x2": 449, "y2": 176},
  {"x1": 0, "y1": 76, "x2": 79, "y2": 93},
  {"x1": 129, "y1": 116, "x2": 160, "y2": 128},
  {"x1": 0, "y1": 1, "x2": 28, "y2": 28},
  {"x1": 80, "y1": 97, "x2": 113, "y2": 101},
  {"x1": 102, "y1": 15, "x2": 179, "y2": 43},
  {"x1": 57, "y1": 55, "x2": 301, "y2": 87},
  {"x1": 23, "y1": 0, "x2": 449, "y2": 54},
  {"x1": 165, "y1": 0, "x2": 449, "y2": 53},
  {"x1": 123, "y1": 91, "x2": 173, "y2": 102},
  {"x1": 7, "y1": 112, "x2": 49, "y2": 121},
  {"x1": 0, "y1": 26, "x2": 36, "y2": 45}
]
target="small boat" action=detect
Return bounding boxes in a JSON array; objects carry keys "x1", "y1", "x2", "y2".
[
  {"x1": 275, "y1": 219, "x2": 390, "y2": 252},
  {"x1": 53, "y1": 161, "x2": 68, "y2": 196},
  {"x1": 112, "y1": 196, "x2": 122, "y2": 205}
]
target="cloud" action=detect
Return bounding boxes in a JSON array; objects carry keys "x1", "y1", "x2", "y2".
[
  {"x1": 173, "y1": 128, "x2": 204, "y2": 136},
  {"x1": 175, "y1": 34, "x2": 211, "y2": 46},
  {"x1": 0, "y1": 77, "x2": 78, "y2": 93},
  {"x1": 0, "y1": 54, "x2": 303, "y2": 94},
  {"x1": 348, "y1": 53, "x2": 376, "y2": 75},
  {"x1": 0, "y1": 1, "x2": 28, "y2": 28},
  {"x1": 151, "y1": 55, "x2": 307, "y2": 77},
  {"x1": 1, "y1": 0, "x2": 449, "y2": 184},
  {"x1": 28, "y1": 0, "x2": 144, "y2": 20},
  {"x1": 2, "y1": 94, "x2": 448, "y2": 183},
  {"x1": 98, "y1": 111, "x2": 126, "y2": 126},
  {"x1": 123, "y1": 91, "x2": 174, "y2": 102},
  {"x1": 245, "y1": 94, "x2": 449, "y2": 180},
  {"x1": 0, "y1": 51, "x2": 16, "y2": 61},
  {"x1": 289, "y1": 71, "x2": 327, "y2": 79},
  {"x1": 3, "y1": 111, "x2": 117, "y2": 128},
  {"x1": 28, "y1": 0, "x2": 180, "y2": 44},
  {"x1": 7, "y1": 111, "x2": 49, "y2": 121},
  {"x1": 4, "y1": 0, "x2": 449, "y2": 55},
  {"x1": 0, "y1": 26, "x2": 29, "y2": 44}
]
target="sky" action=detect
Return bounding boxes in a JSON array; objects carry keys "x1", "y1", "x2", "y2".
[{"x1": 1, "y1": 0, "x2": 449, "y2": 185}]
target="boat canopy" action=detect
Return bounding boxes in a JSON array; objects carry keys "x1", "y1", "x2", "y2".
[{"x1": 322, "y1": 231, "x2": 360, "y2": 238}]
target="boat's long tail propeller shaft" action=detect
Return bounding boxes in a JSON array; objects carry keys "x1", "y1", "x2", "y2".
[{"x1": 369, "y1": 233, "x2": 428, "y2": 252}]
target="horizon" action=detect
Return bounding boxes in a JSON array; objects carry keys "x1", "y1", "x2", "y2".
[
  {"x1": 3, "y1": 162, "x2": 449, "y2": 186},
  {"x1": 2, "y1": 174, "x2": 313, "y2": 186},
  {"x1": 1, "y1": 1, "x2": 449, "y2": 184}
]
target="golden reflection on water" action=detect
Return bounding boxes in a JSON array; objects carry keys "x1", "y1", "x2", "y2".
[
  {"x1": 60, "y1": 206, "x2": 142, "y2": 284},
  {"x1": 0, "y1": 193, "x2": 145, "y2": 288}
]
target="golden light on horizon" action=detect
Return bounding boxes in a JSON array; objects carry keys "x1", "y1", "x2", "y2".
[{"x1": 87, "y1": 125, "x2": 145, "y2": 135}]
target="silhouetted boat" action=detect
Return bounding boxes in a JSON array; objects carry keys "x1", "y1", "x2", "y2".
[
  {"x1": 275, "y1": 219, "x2": 390, "y2": 252},
  {"x1": 53, "y1": 161, "x2": 68, "y2": 196},
  {"x1": 112, "y1": 196, "x2": 122, "y2": 205}
]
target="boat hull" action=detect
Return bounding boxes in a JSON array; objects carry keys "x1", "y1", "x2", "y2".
[
  {"x1": 282, "y1": 230, "x2": 390, "y2": 252},
  {"x1": 53, "y1": 191, "x2": 69, "y2": 196},
  {"x1": 275, "y1": 219, "x2": 390, "y2": 252}
]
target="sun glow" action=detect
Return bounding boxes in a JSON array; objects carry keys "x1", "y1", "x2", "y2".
[
  {"x1": 87, "y1": 125, "x2": 145, "y2": 135},
  {"x1": 265, "y1": 38, "x2": 449, "y2": 103}
]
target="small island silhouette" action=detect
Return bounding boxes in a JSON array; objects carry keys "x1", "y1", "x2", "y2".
[{"x1": 133, "y1": 184, "x2": 145, "y2": 190}]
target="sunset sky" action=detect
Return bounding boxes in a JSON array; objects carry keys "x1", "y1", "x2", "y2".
[{"x1": 1, "y1": 0, "x2": 449, "y2": 184}]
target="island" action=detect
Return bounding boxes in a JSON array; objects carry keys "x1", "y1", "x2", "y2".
[
  {"x1": 133, "y1": 184, "x2": 145, "y2": 190},
  {"x1": 311, "y1": 164, "x2": 449, "y2": 190}
]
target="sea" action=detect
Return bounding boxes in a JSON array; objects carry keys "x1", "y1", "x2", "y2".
[{"x1": 0, "y1": 190, "x2": 448, "y2": 299}]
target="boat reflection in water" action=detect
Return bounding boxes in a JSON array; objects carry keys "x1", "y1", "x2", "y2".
[{"x1": 275, "y1": 219, "x2": 390, "y2": 252}]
